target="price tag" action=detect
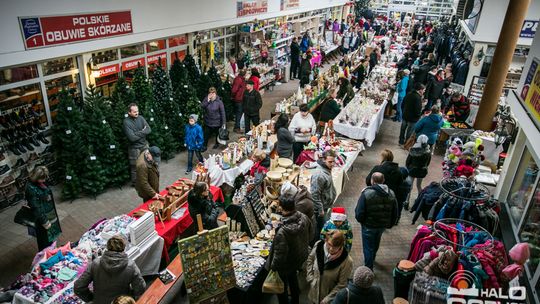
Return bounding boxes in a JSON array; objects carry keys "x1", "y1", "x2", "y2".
[
  {"x1": 179, "y1": 113, "x2": 182, "y2": 117},
  {"x1": 151, "y1": 109, "x2": 154, "y2": 113},
  {"x1": 67, "y1": 107, "x2": 72, "y2": 111},
  {"x1": 184, "y1": 85, "x2": 188, "y2": 88},
  {"x1": 65, "y1": 130, "x2": 72, "y2": 135},
  {"x1": 102, "y1": 120, "x2": 107, "y2": 124},
  {"x1": 165, "y1": 126, "x2": 169, "y2": 130},
  {"x1": 170, "y1": 97, "x2": 174, "y2": 101},
  {"x1": 126, "y1": 86, "x2": 130, "y2": 89},
  {"x1": 66, "y1": 175, "x2": 72, "y2": 180},
  {"x1": 90, "y1": 156, "x2": 96, "y2": 161},
  {"x1": 124, "y1": 114, "x2": 128, "y2": 118},
  {"x1": 150, "y1": 117, "x2": 154, "y2": 121},
  {"x1": 110, "y1": 145, "x2": 116, "y2": 149}
]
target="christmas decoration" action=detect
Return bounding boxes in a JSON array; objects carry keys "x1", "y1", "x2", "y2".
[
  {"x1": 131, "y1": 67, "x2": 153, "y2": 116},
  {"x1": 108, "y1": 77, "x2": 135, "y2": 153},
  {"x1": 83, "y1": 85, "x2": 130, "y2": 187}
]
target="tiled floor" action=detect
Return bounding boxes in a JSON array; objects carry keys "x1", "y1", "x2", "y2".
[{"x1": 0, "y1": 59, "x2": 443, "y2": 303}]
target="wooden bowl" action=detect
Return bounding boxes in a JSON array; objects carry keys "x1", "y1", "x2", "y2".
[
  {"x1": 273, "y1": 167, "x2": 286, "y2": 174},
  {"x1": 278, "y1": 158, "x2": 293, "y2": 168},
  {"x1": 267, "y1": 171, "x2": 283, "y2": 181},
  {"x1": 265, "y1": 186, "x2": 279, "y2": 199}
]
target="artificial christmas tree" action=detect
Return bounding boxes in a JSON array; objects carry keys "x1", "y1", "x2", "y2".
[
  {"x1": 152, "y1": 64, "x2": 181, "y2": 152},
  {"x1": 83, "y1": 85, "x2": 130, "y2": 187},
  {"x1": 79, "y1": 147, "x2": 108, "y2": 198},
  {"x1": 108, "y1": 77, "x2": 135, "y2": 152},
  {"x1": 131, "y1": 67, "x2": 153, "y2": 116},
  {"x1": 52, "y1": 89, "x2": 85, "y2": 200},
  {"x1": 197, "y1": 70, "x2": 213, "y2": 101},
  {"x1": 183, "y1": 52, "x2": 200, "y2": 84},
  {"x1": 62, "y1": 164, "x2": 82, "y2": 202},
  {"x1": 169, "y1": 57, "x2": 189, "y2": 146}
]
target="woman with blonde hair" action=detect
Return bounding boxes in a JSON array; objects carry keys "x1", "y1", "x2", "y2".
[
  {"x1": 25, "y1": 166, "x2": 61, "y2": 250},
  {"x1": 306, "y1": 231, "x2": 353, "y2": 304},
  {"x1": 249, "y1": 148, "x2": 270, "y2": 177}
]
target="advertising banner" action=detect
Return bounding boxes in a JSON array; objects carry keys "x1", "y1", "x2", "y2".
[
  {"x1": 95, "y1": 64, "x2": 120, "y2": 78},
  {"x1": 237, "y1": 0, "x2": 268, "y2": 17},
  {"x1": 521, "y1": 57, "x2": 540, "y2": 127},
  {"x1": 19, "y1": 11, "x2": 132, "y2": 49},
  {"x1": 122, "y1": 57, "x2": 145, "y2": 71},
  {"x1": 281, "y1": 0, "x2": 300, "y2": 11},
  {"x1": 520, "y1": 20, "x2": 538, "y2": 38}
]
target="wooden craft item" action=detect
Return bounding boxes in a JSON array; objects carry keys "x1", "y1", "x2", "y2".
[
  {"x1": 132, "y1": 210, "x2": 148, "y2": 218},
  {"x1": 196, "y1": 214, "x2": 207, "y2": 234},
  {"x1": 277, "y1": 158, "x2": 293, "y2": 168},
  {"x1": 267, "y1": 171, "x2": 283, "y2": 181},
  {"x1": 397, "y1": 260, "x2": 415, "y2": 272},
  {"x1": 393, "y1": 297, "x2": 408, "y2": 304},
  {"x1": 273, "y1": 167, "x2": 286, "y2": 174}
]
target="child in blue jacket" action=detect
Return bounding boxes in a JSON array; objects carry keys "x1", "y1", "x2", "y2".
[
  {"x1": 185, "y1": 114, "x2": 204, "y2": 174},
  {"x1": 320, "y1": 207, "x2": 353, "y2": 252}
]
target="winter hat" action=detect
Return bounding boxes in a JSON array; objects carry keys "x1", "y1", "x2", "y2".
[
  {"x1": 416, "y1": 134, "x2": 429, "y2": 145},
  {"x1": 189, "y1": 114, "x2": 198, "y2": 122},
  {"x1": 330, "y1": 207, "x2": 347, "y2": 222},
  {"x1": 353, "y1": 266, "x2": 374, "y2": 288},
  {"x1": 280, "y1": 181, "x2": 298, "y2": 197},
  {"x1": 148, "y1": 146, "x2": 161, "y2": 164},
  {"x1": 246, "y1": 80, "x2": 254, "y2": 85}
]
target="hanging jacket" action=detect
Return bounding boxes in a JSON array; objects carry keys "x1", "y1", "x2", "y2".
[
  {"x1": 415, "y1": 114, "x2": 444, "y2": 145},
  {"x1": 184, "y1": 123, "x2": 204, "y2": 151},
  {"x1": 411, "y1": 182, "x2": 442, "y2": 224},
  {"x1": 406, "y1": 145, "x2": 431, "y2": 178}
]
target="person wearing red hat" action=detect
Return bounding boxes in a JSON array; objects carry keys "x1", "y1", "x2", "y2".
[{"x1": 320, "y1": 207, "x2": 353, "y2": 252}]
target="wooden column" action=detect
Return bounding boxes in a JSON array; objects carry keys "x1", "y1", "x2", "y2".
[{"x1": 473, "y1": 0, "x2": 531, "y2": 130}]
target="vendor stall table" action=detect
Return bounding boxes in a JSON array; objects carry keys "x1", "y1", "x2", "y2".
[
  {"x1": 333, "y1": 100, "x2": 388, "y2": 146},
  {"x1": 137, "y1": 255, "x2": 184, "y2": 304},
  {"x1": 193, "y1": 159, "x2": 254, "y2": 187},
  {"x1": 128, "y1": 179, "x2": 224, "y2": 261}
]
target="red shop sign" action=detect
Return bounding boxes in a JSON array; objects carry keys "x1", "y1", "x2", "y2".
[
  {"x1": 122, "y1": 57, "x2": 145, "y2": 71},
  {"x1": 147, "y1": 52, "x2": 166, "y2": 65},
  {"x1": 95, "y1": 64, "x2": 119, "y2": 77},
  {"x1": 19, "y1": 11, "x2": 132, "y2": 49}
]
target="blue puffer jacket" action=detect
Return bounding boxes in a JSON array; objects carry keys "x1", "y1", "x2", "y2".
[
  {"x1": 397, "y1": 75, "x2": 409, "y2": 99},
  {"x1": 185, "y1": 123, "x2": 204, "y2": 150},
  {"x1": 415, "y1": 114, "x2": 443, "y2": 145}
]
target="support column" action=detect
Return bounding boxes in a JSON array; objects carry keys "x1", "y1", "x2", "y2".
[{"x1": 473, "y1": 0, "x2": 531, "y2": 131}]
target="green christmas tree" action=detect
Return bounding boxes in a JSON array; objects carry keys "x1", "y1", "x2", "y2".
[
  {"x1": 152, "y1": 64, "x2": 181, "y2": 153},
  {"x1": 52, "y1": 89, "x2": 85, "y2": 200},
  {"x1": 197, "y1": 70, "x2": 213, "y2": 101},
  {"x1": 83, "y1": 85, "x2": 130, "y2": 187},
  {"x1": 207, "y1": 64, "x2": 223, "y2": 90},
  {"x1": 62, "y1": 165, "x2": 82, "y2": 202},
  {"x1": 108, "y1": 77, "x2": 135, "y2": 153},
  {"x1": 131, "y1": 67, "x2": 153, "y2": 116},
  {"x1": 169, "y1": 57, "x2": 189, "y2": 146},
  {"x1": 183, "y1": 52, "x2": 200, "y2": 84},
  {"x1": 79, "y1": 147, "x2": 108, "y2": 198}
]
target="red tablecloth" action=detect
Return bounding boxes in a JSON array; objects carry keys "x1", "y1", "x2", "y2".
[{"x1": 128, "y1": 179, "x2": 223, "y2": 261}]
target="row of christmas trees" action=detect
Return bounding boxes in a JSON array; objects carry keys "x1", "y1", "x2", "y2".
[{"x1": 53, "y1": 53, "x2": 232, "y2": 200}]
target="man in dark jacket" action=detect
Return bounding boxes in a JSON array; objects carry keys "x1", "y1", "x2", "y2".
[
  {"x1": 281, "y1": 182, "x2": 315, "y2": 237},
  {"x1": 231, "y1": 70, "x2": 247, "y2": 133},
  {"x1": 413, "y1": 59, "x2": 431, "y2": 86},
  {"x1": 332, "y1": 266, "x2": 385, "y2": 304},
  {"x1": 365, "y1": 150, "x2": 404, "y2": 197},
  {"x1": 355, "y1": 173, "x2": 398, "y2": 270},
  {"x1": 75, "y1": 236, "x2": 146, "y2": 304},
  {"x1": 424, "y1": 69, "x2": 447, "y2": 111},
  {"x1": 399, "y1": 83, "x2": 426, "y2": 145},
  {"x1": 268, "y1": 196, "x2": 310, "y2": 304},
  {"x1": 123, "y1": 103, "x2": 151, "y2": 186},
  {"x1": 201, "y1": 87, "x2": 226, "y2": 149},
  {"x1": 290, "y1": 37, "x2": 301, "y2": 79},
  {"x1": 135, "y1": 147, "x2": 161, "y2": 202},
  {"x1": 242, "y1": 80, "x2": 263, "y2": 133},
  {"x1": 320, "y1": 89, "x2": 341, "y2": 123}
]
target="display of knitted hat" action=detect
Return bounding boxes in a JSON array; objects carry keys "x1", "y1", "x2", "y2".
[
  {"x1": 425, "y1": 248, "x2": 458, "y2": 278},
  {"x1": 461, "y1": 253, "x2": 489, "y2": 289},
  {"x1": 502, "y1": 243, "x2": 530, "y2": 281}
]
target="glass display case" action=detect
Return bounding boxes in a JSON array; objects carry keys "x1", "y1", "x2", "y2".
[
  {"x1": 0, "y1": 64, "x2": 39, "y2": 85},
  {"x1": 45, "y1": 74, "x2": 82, "y2": 122},
  {"x1": 507, "y1": 148, "x2": 539, "y2": 227},
  {"x1": 519, "y1": 183, "x2": 540, "y2": 276},
  {"x1": 121, "y1": 44, "x2": 145, "y2": 58},
  {"x1": 42, "y1": 56, "x2": 77, "y2": 76}
]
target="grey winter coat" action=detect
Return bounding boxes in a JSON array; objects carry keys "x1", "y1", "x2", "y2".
[
  {"x1": 202, "y1": 96, "x2": 226, "y2": 127},
  {"x1": 277, "y1": 127, "x2": 295, "y2": 158},
  {"x1": 310, "y1": 159, "x2": 336, "y2": 215},
  {"x1": 123, "y1": 116, "x2": 151, "y2": 150},
  {"x1": 267, "y1": 211, "x2": 311, "y2": 274},
  {"x1": 74, "y1": 251, "x2": 146, "y2": 304}
]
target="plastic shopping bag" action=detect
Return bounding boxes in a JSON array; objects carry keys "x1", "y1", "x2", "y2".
[{"x1": 262, "y1": 270, "x2": 284, "y2": 294}]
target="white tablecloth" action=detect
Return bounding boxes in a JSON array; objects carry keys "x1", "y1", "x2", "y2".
[
  {"x1": 193, "y1": 159, "x2": 254, "y2": 187},
  {"x1": 333, "y1": 100, "x2": 388, "y2": 147}
]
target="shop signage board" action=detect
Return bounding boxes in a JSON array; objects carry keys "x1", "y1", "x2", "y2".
[
  {"x1": 521, "y1": 57, "x2": 540, "y2": 127},
  {"x1": 95, "y1": 64, "x2": 120, "y2": 78},
  {"x1": 177, "y1": 225, "x2": 235, "y2": 303},
  {"x1": 237, "y1": 0, "x2": 268, "y2": 17},
  {"x1": 147, "y1": 52, "x2": 167, "y2": 65},
  {"x1": 122, "y1": 57, "x2": 145, "y2": 71},
  {"x1": 520, "y1": 20, "x2": 538, "y2": 38},
  {"x1": 281, "y1": 0, "x2": 300, "y2": 11},
  {"x1": 19, "y1": 11, "x2": 132, "y2": 50}
]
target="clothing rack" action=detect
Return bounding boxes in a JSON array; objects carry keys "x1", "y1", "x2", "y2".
[
  {"x1": 432, "y1": 218, "x2": 494, "y2": 251},
  {"x1": 439, "y1": 177, "x2": 490, "y2": 201}
]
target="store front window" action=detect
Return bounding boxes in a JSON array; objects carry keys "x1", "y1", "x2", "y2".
[
  {"x1": 225, "y1": 36, "x2": 237, "y2": 60},
  {"x1": 146, "y1": 40, "x2": 166, "y2": 53},
  {"x1": 169, "y1": 35, "x2": 187, "y2": 47},
  {"x1": 507, "y1": 148, "x2": 539, "y2": 226},
  {"x1": 45, "y1": 74, "x2": 82, "y2": 122},
  {"x1": 42, "y1": 57, "x2": 77, "y2": 76},
  {"x1": 0, "y1": 64, "x2": 39, "y2": 85},
  {"x1": 0, "y1": 83, "x2": 45, "y2": 124},
  {"x1": 91, "y1": 49, "x2": 118, "y2": 65},
  {"x1": 519, "y1": 183, "x2": 540, "y2": 276},
  {"x1": 121, "y1": 44, "x2": 145, "y2": 59}
]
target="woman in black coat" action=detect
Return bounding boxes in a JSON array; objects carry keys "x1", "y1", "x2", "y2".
[
  {"x1": 188, "y1": 182, "x2": 219, "y2": 230},
  {"x1": 365, "y1": 149, "x2": 405, "y2": 197},
  {"x1": 405, "y1": 135, "x2": 431, "y2": 208},
  {"x1": 299, "y1": 54, "x2": 312, "y2": 88},
  {"x1": 274, "y1": 113, "x2": 295, "y2": 159}
]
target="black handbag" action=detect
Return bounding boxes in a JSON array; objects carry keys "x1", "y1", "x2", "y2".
[{"x1": 14, "y1": 205, "x2": 36, "y2": 228}]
